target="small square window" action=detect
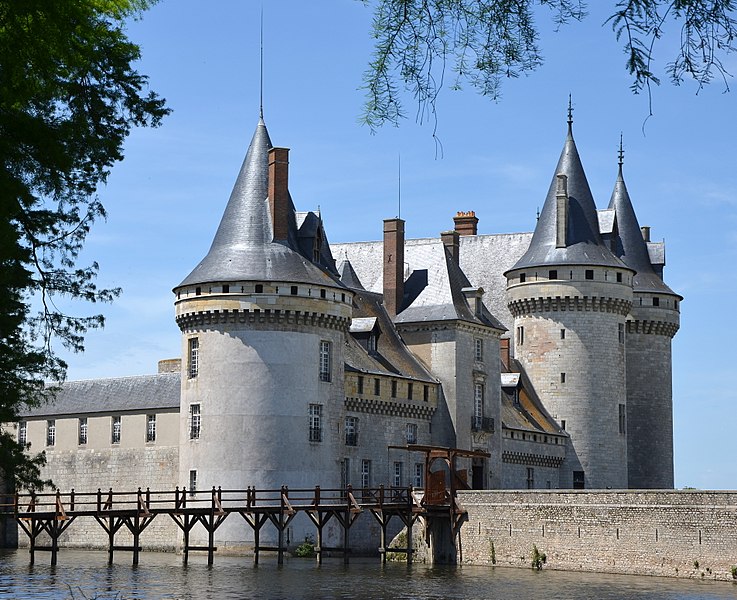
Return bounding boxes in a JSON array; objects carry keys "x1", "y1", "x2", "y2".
[
  {"x1": 291, "y1": 285, "x2": 298, "y2": 295},
  {"x1": 549, "y1": 270, "x2": 558, "y2": 280},
  {"x1": 222, "y1": 284, "x2": 230, "y2": 293},
  {"x1": 585, "y1": 270, "x2": 594, "y2": 280},
  {"x1": 255, "y1": 284, "x2": 263, "y2": 293},
  {"x1": 652, "y1": 296, "x2": 660, "y2": 307},
  {"x1": 616, "y1": 272, "x2": 623, "y2": 283},
  {"x1": 195, "y1": 286, "x2": 202, "y2": 296},
  {"x1": 519, "y1": 273, "x2": 526, "y2": 283},
  {"x1": 320, "y1": 289, "x2": 326, "y2": 299}
]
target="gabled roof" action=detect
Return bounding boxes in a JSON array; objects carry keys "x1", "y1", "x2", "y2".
[
  {"x1": 607, "y1": 164, "x2": 679, "y2": 296},
  {"x1": 501, "y1": 360, "x2": 564, "y2": 435},
  {"x1": 176, "y1": 118, "x2": 338, "y2": 289},
  {"x1": 509, "y1": 122, "x2": 626, "y2": 271},
  {"x1": 20, "y1": 373, "x2": 181, "y2": 418}
]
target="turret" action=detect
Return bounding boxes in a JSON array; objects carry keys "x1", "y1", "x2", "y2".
[
  {"x1": 505, "y1": 112, "x2": 634, "y2": 489},
  {"x1": 173, "y1": 117, "x2": 352, "y2": 549},
  {"x1": 605, "y1": 150, "x2": 681, "y2": 488}
]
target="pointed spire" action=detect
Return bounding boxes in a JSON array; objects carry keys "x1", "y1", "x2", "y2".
[
  {"x1": 338, "y1": 259, "x2": 366, "y2": 290},
  {"x1": 607, "y1": 153, "x2": 676, "y2": 295},
  {"x1": 259, "y1": 7, "x2": 264, "y2": 119},
  {"x1": 509, "y1": 109, "x2": 623, "y2": 271}
]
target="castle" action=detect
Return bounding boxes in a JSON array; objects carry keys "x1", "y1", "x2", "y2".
[{"x1": 11, "y1": 108, "x2": 680, "y2": 549}]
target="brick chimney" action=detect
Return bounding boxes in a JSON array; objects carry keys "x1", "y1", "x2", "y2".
[
  {"x1": 500, "y1": 338, "x2": 510, "y2": 370},
  {"x1": 453, "y1": 211, "x2": 478, "y2": 236},
  {"x1": 441, "y1": 230, "x2": 460, "y2": 265},
  {"x1": 268, "y1": 147, "x2": 290, "y2": 241},
  {"x1": 383, "y1": 218, "x2": 405, "y2": 318}
]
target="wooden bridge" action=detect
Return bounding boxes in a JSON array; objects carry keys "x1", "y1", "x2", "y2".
[{"x1": 0, "y1": 445, "x2": 487, "y2": 566}]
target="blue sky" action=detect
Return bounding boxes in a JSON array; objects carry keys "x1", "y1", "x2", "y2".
[{"x1": 59, "y1": 1, "x2": 737, "y2": 489}]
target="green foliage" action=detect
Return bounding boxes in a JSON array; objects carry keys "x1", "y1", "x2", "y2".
[
  {"x1": 0, "y1": 0, "x2": 169, "y2": 490},
  {"x1": 360, "y1": 1, "x2": 737, "y2": 130},
  {"x1": 694, "y1": 560, "x2": 699, "y2": 569},
  {"x1": 294, "y1": 536, "x2": 316, "y2": 558},
  {"x1": 730, "y1": 565, "x2": 737, "y2": 579},
  {"x1": 531, "y1": 544, "x2": 546, "y2": 570}
]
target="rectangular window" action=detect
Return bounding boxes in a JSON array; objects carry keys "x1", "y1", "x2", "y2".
[
  {"x1": 79, "y1": 418, "x2": 88, "y2": 445},
  {"x1": 549, "y1": 269, "x2": 558, "y2": 280},
  {"x1": 189, "y1": 404, "x2": 201, "y2": 440},
  {"x1": 653, "y1": 296, "x2": 660, "y2": 306},
  {"x1": 474, "y1": 338, "x2": 483, "y2": 362},
  {"x1": 406, "y1": 423, "x2": 418, "y2": 445},
  {"x1": 526, "y1": 467, "x2": 535, "y2": 489},
  {"x1": 423, "y1": 385, "x2": 429, "y2": 402},
  {"x1": 391, "y1": 380, "x2": 397, "y2": 398},
  {"x1": 147, "y1": 414, "x2": 157, "y2": 443},
  {"x1": 573, "y1": 470, "x2": 585, "y2": 489},
  {"x1": 393, "y1": 461, "x2": 404, "y2": 487},
  {"x1": 111, "y1": 416, "x2": 121, "y2": 444},
  {"x1": 361, "y1": 459, "x2": 372, "y2": 489},
  {"x1": 319, "y1": 340, "x2": 331, "y2": 382},
  {"x1": 340, "y1": 458, "x2": 350, "y2": 489},
  {"x1": 357, "y1": 376, "x2": 364, "y2": 395},
  {"x1": 189, "y1": 469, "x2": 197, "y2": 496},
  {"x1": 561, "y1": 372, "x2": 566, "y2": 384},
  {"x1": 374, "y1": 378, "x2": 381, "y2": 396},
  {"x1": 18, "y1": 421, "x2": 27, "y2": 446},
  {"x1": 222, "y1": 284, "x2": 229, "y2": 293},
  {"x1": 561, "y1": 419, "x2": 566, "y2": 430},
  {"x1": 309, "y1": 404, "x2": 322, "y2": 442},
  {"x1": 619, "y1": 404, "x2": 626, "y2": 434},
  {"x1": 618, "y1": 323, "x2": 625, "y2": 344},
  {"x1": 585, "y1": 269, "x2": 594, "y2": 280},
  {"x1": 517, "y1": 326, "x2": 525, "y2": 345},
  {"x1": 472, "y1": 383, "x2": 484, "y2": 430},
  {"x1": 345, "y1": 416, "x2": 358, "y2": 446},
  {"x1": 414, "y1": 463, "x2": 424, "y2": 488},
  {"x1": 560, "y1": 328, "x2": 566, "y2": 340},
  {"x1": 188, "y1": 337, "x2": 199, "y2": 379},
  {"x1": 616, "y1": 272, "x2": 623, "y2": 283},
  {"x1": 519, "y1": 273, "x2": 526, "y2": 283},
  {"x1": 407, "y1": 382, "x2": 413, "y2": 400},
  {"x1": 46, "y1": 420, "x2": 56, "y2": 447}
]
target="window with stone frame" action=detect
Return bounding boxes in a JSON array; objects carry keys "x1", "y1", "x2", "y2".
[
  {"x1": 309, "y1": 404, "x2": 323, "y2": 442},
  {"x1": 189, "y1": 404, "x2": 201, "y2": 440},
  {"x1": 526, "y1": 467, "x2": 535, "y2": 489},
  {"x1": 414, "y1": 462, "x2": 424, "y2": 488},
  {"x1": 618, "y1": 323, "x2": 625, "y2": 344},
  {"x1": 46, "y1": 420, "x2": 55, "y2": 447},
  {"x1": 345, "y1": 416, "x2": 358, "y2": 446},
  {"x1": 406, "y1": 423, "x2": 418, "y2": 444},
  {"x1": 319, "y1": 340, "x2": 331, "y2": 382},
  {"x1": 147, "y1": 414, "x2": 157, "y2": 443},
  {"x1": 474, "y1": 337, "x2": 483, "y2": 362},
  {"x1": 393, "y1": 461, "x2": 404, "y2": 487},
  {"x1": 472, "y1": 383, "x2": 484, "y2": 430},
  {"x1": 18, "y1": 421, "x2": 27, "y2": 446},
  {"x1": 340, "y1": 458, "x2": 350, "y2": 489},
  {"x1": 361, "y1": 459, "x2": 371, "y2": 489},
  {"x1": 189, "y1": 469, "x2": 197, "y2": 496},
  {"x1": 111, "y1": 416, "x2": 121, "y2": 444},
  {"x1": 357, "y1": 375, "x2": 364, "y2": 395},
  {"x1": 188, "y1": 337, "x2": 199, "y2": 379},
  {"x1": 78, "y1": 418, "x2": 88, "y2": 445}
]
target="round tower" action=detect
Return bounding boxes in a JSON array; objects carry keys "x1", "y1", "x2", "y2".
[
  {"x1": 505, "y1": 115, "x2": 634, "y2": 489},
  {"x1": 607, "y1": 154, "x2": 681, "y2": 488},
  {"x1": 173, "y1": 118, "x2": 352, "y2": 547}
]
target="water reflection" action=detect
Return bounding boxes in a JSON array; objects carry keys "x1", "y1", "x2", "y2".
[{"x1": 1, "y1": 549, "x2": 735, "y2": 600}]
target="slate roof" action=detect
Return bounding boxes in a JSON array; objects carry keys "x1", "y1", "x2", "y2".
[
  {"x1": 509, "y1": 123, "x2": 627, "y2": 271},
  {"x1": 501, "y1": 360, "x2": 564, "y2": 435},
  {"x1": 606, "y1": 165, "x2": 680, "y2": 296},
  {"x1": 177, "y1": 118, "x2": 338, "y2": 289},
  {"x1": 19, "y1": 373, "x2": 181, "y2": 418}
]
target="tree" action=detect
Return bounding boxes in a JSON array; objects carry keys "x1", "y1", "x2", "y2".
[
  {"x1": 0, "y1": 1, "x2": 169, "y2": 490},
  {"x1": 360, "y1": 1, "x2": 737, "y2": 130}
]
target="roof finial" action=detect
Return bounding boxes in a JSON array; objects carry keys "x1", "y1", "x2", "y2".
[
  {"x1": 259, "y1": 6, "x2": 264, "y2": 119},
  {"x1": 567, "y1": 94, "x2": 573, "y2": 135},
  {"x1": 397, "y1": 152, "x2": 401, "y2": 219},
  {"x1": 618, "y1": 133, "x2": 624, "y2": 167}
]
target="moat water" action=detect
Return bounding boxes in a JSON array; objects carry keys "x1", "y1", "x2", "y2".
[{"x1": 1, "y1": 549, "x2": 736, "y2": 599}]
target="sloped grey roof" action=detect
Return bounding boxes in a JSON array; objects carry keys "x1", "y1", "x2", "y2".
[
  {"x1": 20, "y1": 373, "x2": 181, "y2": 418},
  {"x1": 607, "y1": 166, "x2": 679, "y2": 296},
  {"x1": 338, "y1": 259, "x2": 366, "y2": 291},
  {"x1": 509, "y1": 125, "x2": 626, "y2": 271},
  {"x1": 177, "y1": 118, "x2": 337, "y2": 289}
]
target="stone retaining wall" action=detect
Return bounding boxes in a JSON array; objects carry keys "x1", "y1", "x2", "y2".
[{"x1": 458, "y1": 490, "x2": 737, "y2": 581}]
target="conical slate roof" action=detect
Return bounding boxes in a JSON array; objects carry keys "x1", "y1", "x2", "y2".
[
  {"x1": 608, "y1": 164, "x2": 678, "y2": 295},
  {"x1": 338, "y1": 260, "x2": 366, "y2": 290},
  {"x1": 177, "y1": 118, "x2": 337, "y2": 289},
  {"x1": 510, "y1": 123, "x2": 626, "y2": 271}
]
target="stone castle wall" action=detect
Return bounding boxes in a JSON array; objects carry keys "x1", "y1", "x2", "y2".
[{"x1": 458, "y1": 490, "x2": 737, "y2": 581}]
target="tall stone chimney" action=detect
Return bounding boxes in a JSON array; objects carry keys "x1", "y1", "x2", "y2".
[
  {"x1": 268, "y1": 147, "x2": 290, "y2": 241},
  {"x1": 499, "y1": 338, "x2": 510, "y2": 370},
  {"x1": 441, "y1": 230, "x2": 460, "y2": 265},
  {"x1": 641, "y1": 226, "x2": 651, "y2": 242},
  {"x1": 383, "y1": 218, "x2": 405, "y2": 318},
  {"x1": 453, "y1": 211, "x2": 478, "y2": 236}
]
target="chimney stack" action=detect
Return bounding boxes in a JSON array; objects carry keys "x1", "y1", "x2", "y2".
[
  {"x1": 641, "y1": 226, "x2": 651, "y2": 242},
  {"x1": 555, "y1": 173, "x2": 568, "y2": 248},
  {"x1": 441, "y1": 230, "x2": 460, "y2": 265},
  {"x1": 268, "y1": 147, "x2": 290, "y2": 241},
  {"x1": 383, "y1": 218, "x2": 405, "y2": 318},
  {"x1": 500, "y1": 338, "x2": 510, "y2": 371},
  {"x1": 453, "y1": 211, "x2": 478, "y2": 236}
]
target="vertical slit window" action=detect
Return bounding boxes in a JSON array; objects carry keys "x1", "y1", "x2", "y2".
[
  {"x1": 361, "y1": 459, "x2": 371, "y2": 489},
  {"x1": 319, "y1": 341, "x2": 332, "y2": 382},
  {"x1": 188, "y1": 337, "x2": 199, "y2": 379},
  {"x1": 393, "y1": 461, "x2": 403, "y2": 487},
  {"x1": 79, "y1": 418, "x2": 88, "y2": 445},
  {"x1": 147, "y1": 414, "x2": 157, "y2": 443},
  {"x1": 474, "y1": 338, "x2": 483, "y2": 362},
  {"x1": 189, "y1": 404, "x2": 201, "y2": 440},
  {"x1": 111, "y1": 416, "x2": 121, "y2": 444},
  {"x1": 18, "y1": 421, "x2": 27, "y2": 446},
  {"x1": 46, "y1": 420, "x2": 55, "y2": 447}
]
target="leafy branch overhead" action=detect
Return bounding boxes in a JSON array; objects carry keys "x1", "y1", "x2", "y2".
[
  {"x1": 359, "y1": 0, "x2": 737, "y2": 129},
  {"x1": 0, "y1": 0, "x2": 169, "y2": 489}
]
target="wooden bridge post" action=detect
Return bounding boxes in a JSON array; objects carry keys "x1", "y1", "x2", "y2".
[
  {"x1": 278, "y1": 486, "x2": 287, "y2": 565},
  {"x1": 207, "y1": 486, "x2": 216, "y2": 565},
  {"x1": 343, "y1": 485, "x2": 351, "y2": 565},
  {"x1": 314, "y1": 486, "x2": 322, "y2": 565}
]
